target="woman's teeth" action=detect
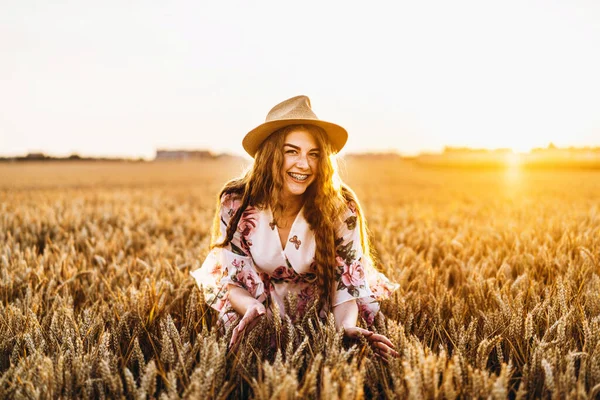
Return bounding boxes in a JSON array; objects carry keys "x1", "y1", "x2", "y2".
[{"x1": 288, "y1": 172, "x2": 308, "y2": 181}]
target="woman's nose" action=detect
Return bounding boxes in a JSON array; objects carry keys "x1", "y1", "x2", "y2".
[{"x1": 295, "y1": 154, "x2": 309, "y2": 169}]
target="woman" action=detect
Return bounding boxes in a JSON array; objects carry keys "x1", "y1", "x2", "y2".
[{"x1": 191, "y1": 95, "x2": 399, "y2": 359}]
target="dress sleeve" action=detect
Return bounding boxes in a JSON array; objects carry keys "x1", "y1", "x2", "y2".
[
  {"x1": 332, "y1": 201, "x2": 399, "y2": 326},
  {"x1": 190, "y1": 192, "x2": 266, "y2": 328}
]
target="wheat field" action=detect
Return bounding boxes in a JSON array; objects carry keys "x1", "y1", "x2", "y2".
[{"x1": 1, "y1": 159, "x2": 599, "y2": 399}]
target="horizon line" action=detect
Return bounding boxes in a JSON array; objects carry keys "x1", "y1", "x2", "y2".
[{"x1": 3, "y1": 142, "x2": 600, "y2": 161}]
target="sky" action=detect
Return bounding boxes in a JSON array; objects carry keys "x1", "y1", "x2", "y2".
[{"x1": 1, "y1": 0, "x2": 600, "y2": 159}]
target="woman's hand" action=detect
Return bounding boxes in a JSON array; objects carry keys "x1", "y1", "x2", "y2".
[
  {"x1": 344, "y1": 326, "x2": 400, "y2": 362},
  {"x1": 333, "y1": 300, "x2": 399, "y2": 361},
  {"x1": 229, "y1": 302, "x2": 266, "y2": 350}
]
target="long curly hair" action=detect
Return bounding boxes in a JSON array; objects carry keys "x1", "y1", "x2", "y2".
[{"x1": 212, "y1": 124, "x2": 374, "y2": 306}]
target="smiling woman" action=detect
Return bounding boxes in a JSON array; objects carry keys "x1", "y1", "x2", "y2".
[{"x1": 190, "y1": 95, "x2": 399, "y2": 360}]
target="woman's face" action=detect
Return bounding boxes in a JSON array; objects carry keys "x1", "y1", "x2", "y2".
[{"x1": 280, "y1": 127, "x2": 320, "y2": 200}]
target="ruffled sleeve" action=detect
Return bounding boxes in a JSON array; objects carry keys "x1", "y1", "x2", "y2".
[
  {"x1": 190, "y1": 192, "x2": 266, "y2": 328},
  {"x1": 332, "y1": 201, "x2": 399, "y2": 326}
]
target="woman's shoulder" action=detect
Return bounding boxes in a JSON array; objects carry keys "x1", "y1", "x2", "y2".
[
  {"x1": 334, "y1": 185, "x2": 360, "y2": 234},
  {"x1": 220, "y1": 190, "x2": 243, "y2": 211},
  {"x1": 219, "y1": 178, "x2": 245, "y2": 199},
  {"x1": 218, "y1": 181, "x2": 265, "y2": 217},
  {"x1": 217, "y1": 180, "x2": 245, "y2": 218}
]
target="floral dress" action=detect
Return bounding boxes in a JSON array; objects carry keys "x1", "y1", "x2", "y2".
[{"x1": 190, "y1": 192, "x2": 399, "y2": 330}]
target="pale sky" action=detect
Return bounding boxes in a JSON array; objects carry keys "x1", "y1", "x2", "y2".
[{"x1": 1, "y1": 0, "x2": 599, "y2": 159}]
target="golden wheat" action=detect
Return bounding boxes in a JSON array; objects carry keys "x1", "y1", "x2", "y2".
[{"x1": 1, "y1": 159, "x2": 599, "y2": 398}]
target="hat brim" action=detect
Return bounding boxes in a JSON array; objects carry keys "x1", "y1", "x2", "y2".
[{"x1": 242, "y1": 119, "x2": 348, "y2": 157}]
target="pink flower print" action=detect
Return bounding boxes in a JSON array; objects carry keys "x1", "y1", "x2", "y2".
[
  {"x1": 299, "y1": 272, "x2": 317, "y2": 284},
  {"x1": 236, "y1": 268, "x2": 261, "y2": 297},
  {"x1": 272, "y1": 266, "x2": 291, "y2": 280},
  {"x1": 260, "y1": 272, "x2": 274, "y2": 293},
  {"x1": 297, "y1": 285, "x2": 316, "y2": 316},
  {"x1": 231, "y1": 258, "x2": 244, "y2": 270},
  {"x1": 238, "y1": 206, "x2": 258, "y2": 238},
  {"x1": 370, "y1": 281, "x2": 392, "y2": 298},
  {"x1": 221, "y1": 193, "x2": 242, "y2": 215},
  {"x1": 341, "y1": 261, "x2": 365, "y2": 288},
  {"x1": 210, "y1": 262, "x2": 223, "y2": 276}
]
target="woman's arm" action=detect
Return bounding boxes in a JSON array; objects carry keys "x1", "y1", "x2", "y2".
[
  {"x1": 191, "y1": 190, "x2": 268, "y2": 348},
  {"x1": 333, "y1": 298, "x2": 359, "y2": 330},
  {"x1": 228, "y1": 285, "x2": 265, "y2": 315}
]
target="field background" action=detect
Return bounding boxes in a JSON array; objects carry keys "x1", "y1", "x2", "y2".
[{"x1": 1, "y1": 159, "x2": 600, "y2": 399}]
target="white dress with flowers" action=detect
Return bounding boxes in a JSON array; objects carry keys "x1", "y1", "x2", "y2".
[{"x1": 190, "y1": 191, "x2": 399, "y2": 330}]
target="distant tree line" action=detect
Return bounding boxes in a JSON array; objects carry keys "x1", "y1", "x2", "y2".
[
  {"x1": 0, "y1": 153, "x2": 146, "y2": 163},
  {"x1": 0, "y1": 150, "x2": 242, "y2": 163}
]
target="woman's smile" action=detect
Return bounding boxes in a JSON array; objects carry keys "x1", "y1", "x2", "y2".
[{"x1": 287, "y1": 172, "x2": 310, "y2": 182}]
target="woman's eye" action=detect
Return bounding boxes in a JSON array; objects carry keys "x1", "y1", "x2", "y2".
[
  {"x1": 309, "y1": 153, "x2": 319, "y2": 158},
  {"x1": 285, "y1": 149, "x2": 297, "y2": 154}
]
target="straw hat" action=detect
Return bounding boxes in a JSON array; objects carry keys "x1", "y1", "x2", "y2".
[{"x1": 242, "y1": 95, "x2": 348, "y2": 157}]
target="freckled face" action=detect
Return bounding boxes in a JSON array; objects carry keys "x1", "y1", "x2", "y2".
[{"x1": 280, "y1": 128, "x2": 320, "y2": 200}]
